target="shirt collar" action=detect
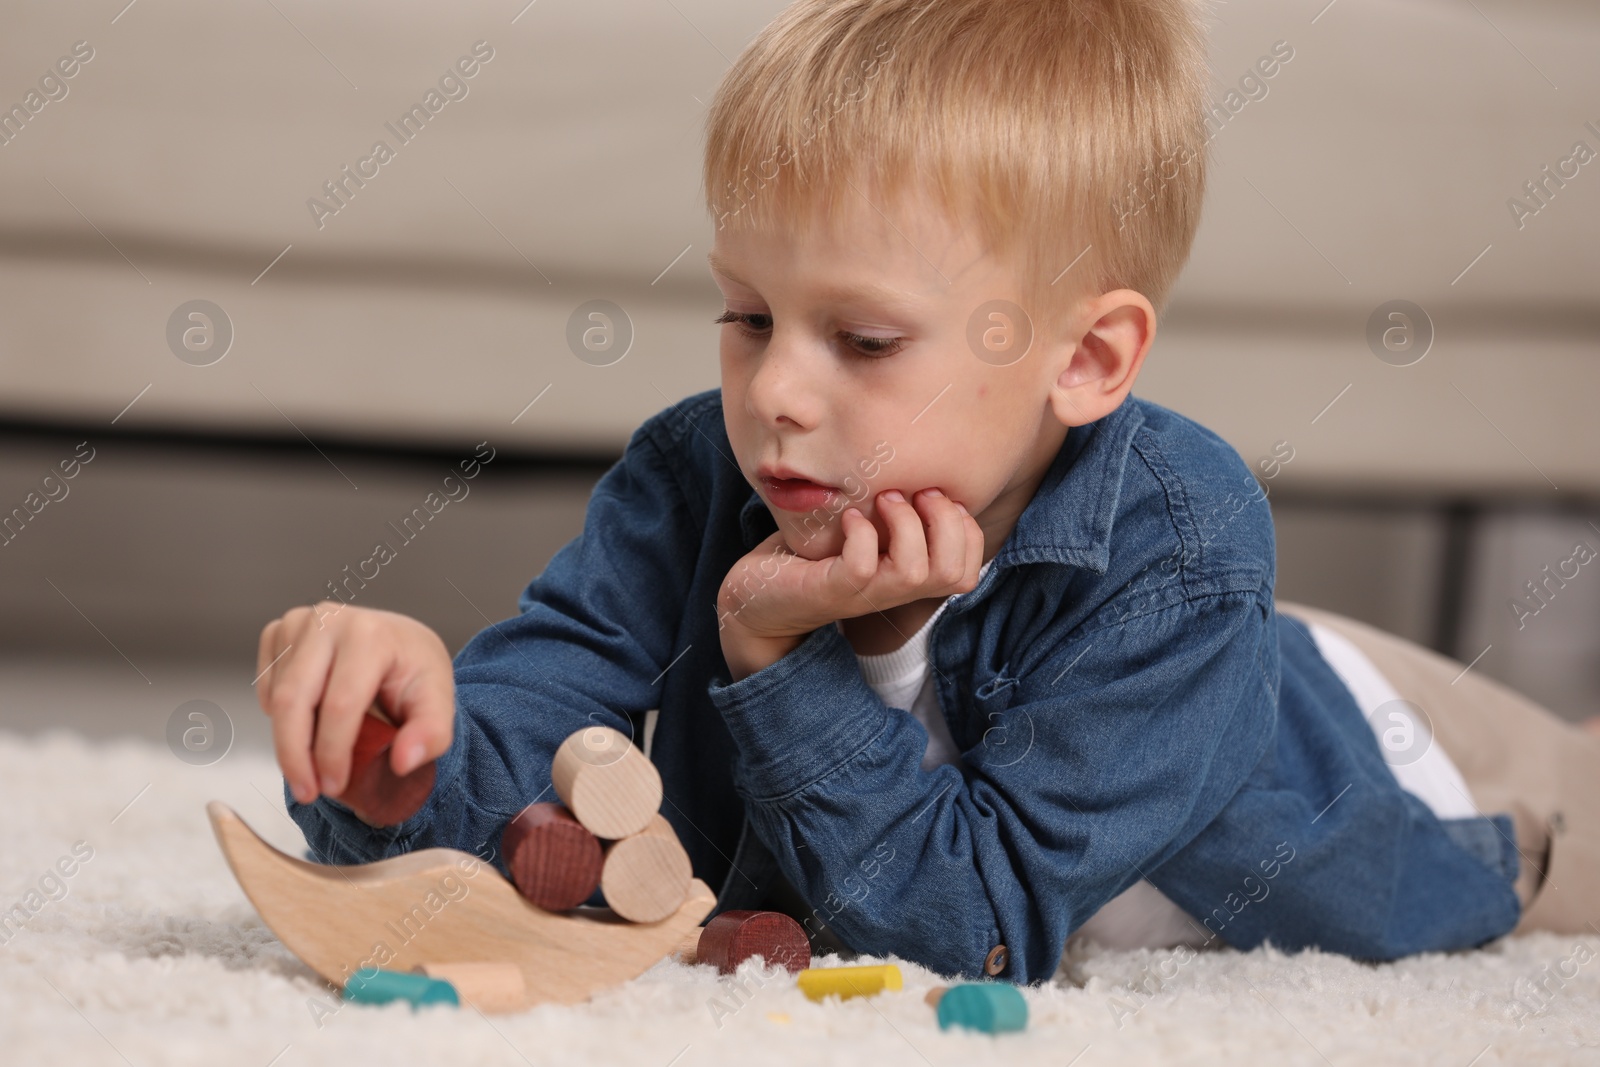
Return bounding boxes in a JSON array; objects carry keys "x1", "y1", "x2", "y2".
[
  {"x1": 737, "y1": 395, "x2": 1146, "y2": 576},
  {"x1": 988, "y1": 393, "x2": 1146, "y2": 575}
]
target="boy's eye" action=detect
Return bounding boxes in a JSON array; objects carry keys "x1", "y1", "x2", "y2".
[
  {"x1": 714, "y1": 310, "x2": 773, "y2": 333},
  {"x1": 713, "y1": 310, "x2": 904, "y2": 359}
]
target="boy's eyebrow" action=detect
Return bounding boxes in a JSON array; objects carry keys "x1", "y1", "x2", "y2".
[{"x1": 707, "y1": 250, "x2": 927, "y2": 314}]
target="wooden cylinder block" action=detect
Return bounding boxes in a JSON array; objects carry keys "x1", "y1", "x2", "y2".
[
  {"x1": 501, "y1": 802, "x2": 603, "y2": 911},
  {"x1": 935, "y1": 982, "x2": 1029, "y2": 1033},
  {"x1": 410, "y1": 962, "x2": 527, "y2": 1014},
  {"x1": 550, "y1": 725, "x2": 662, "y2": 839},
  {"x1": 697, "y1": 910, "x2": 811, "y2": 975},
  {"x1": 797, "y1": 963, "x2": 902, "y2": 1002},
  {"x1": 334, "y1": 703, "x2": 437, "y2": 827},
  {"x1": 600, "y1": 813, "x2": 691, "y2": 923}
]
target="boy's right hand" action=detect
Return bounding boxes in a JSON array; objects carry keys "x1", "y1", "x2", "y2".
[{"x1": 255, "y1": 602, "x2": 456, "y2": 812}]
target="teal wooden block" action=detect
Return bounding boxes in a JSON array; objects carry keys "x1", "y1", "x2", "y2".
[
  {"x1": 936, "y1": 982, "x2": 1028, "y2": 1034},
  {"x1": 343, "y1": 968, "x2": 460, "y2": 1010}
]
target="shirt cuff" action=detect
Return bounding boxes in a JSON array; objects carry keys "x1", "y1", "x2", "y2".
[
  {"x1": 1437, "y1": 812, "x2": 1520, "y2": 885},
  {"x1": 707, "y1": 622, "x2": 891, "y2": 800}
]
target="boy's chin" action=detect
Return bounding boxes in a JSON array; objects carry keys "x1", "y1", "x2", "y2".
[{"x1": 778, "y1": 523, "x2": 844, "y2": 562}]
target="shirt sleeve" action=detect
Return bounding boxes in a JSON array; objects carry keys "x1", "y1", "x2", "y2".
[
  {"x1": 286, "y1": 420, "x2": 703, "y2": 872},
  {"x1": 705, "y1": 587, "x2": 1275, "y2": 983}
]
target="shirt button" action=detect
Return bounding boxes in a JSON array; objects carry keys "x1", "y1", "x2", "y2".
[{"x1": 984, "y1": 944, "x2": 1008, "y2": 975}]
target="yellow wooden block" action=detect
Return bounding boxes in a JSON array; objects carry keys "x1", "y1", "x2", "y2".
[{"x1": 796, "y1": 964, "x2": 903, "y2": 1001}]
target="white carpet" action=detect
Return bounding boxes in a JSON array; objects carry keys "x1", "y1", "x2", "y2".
[{"x1": 3, "y1": 728, "x2": 1599, "y2": 1066}]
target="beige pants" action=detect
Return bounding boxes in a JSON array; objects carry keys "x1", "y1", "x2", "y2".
[{"x1": 1276, "y1": 600, "x2": 1600, "y2": 938}]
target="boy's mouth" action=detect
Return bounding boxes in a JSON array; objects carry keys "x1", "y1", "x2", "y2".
[{"x1": 758, "y1": 467, "x2": 837, "y2": 512}]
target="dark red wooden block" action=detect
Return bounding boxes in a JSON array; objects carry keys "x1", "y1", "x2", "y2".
[
  {"x1": 697, "y1": 910, "x2": 811, "y2": 975},
  {"x1": 502, "y1": 802, "x2": 604, "y2": 911},
  {"x1": 335, "y1": 708, "x2": 437, "y2": 827}
]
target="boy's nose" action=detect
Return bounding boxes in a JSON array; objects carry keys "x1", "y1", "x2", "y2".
[{"x1": 744, "y1": 336, "x2": 824, "y2": 430}]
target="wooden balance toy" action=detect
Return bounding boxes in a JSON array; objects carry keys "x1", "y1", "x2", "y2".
[{"x1": 209, "y1": 716, "x2": 713, "y2": 1013}]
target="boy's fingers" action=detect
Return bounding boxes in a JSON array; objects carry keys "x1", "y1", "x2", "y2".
[
  {"x1": 953, "y1": 500, "x2": 983, "y2": 588},
  {"x1": 255, "y1": 620, "x2": 283, "y2": 712},
  {"x1": 877, "y1": 489, "x2": 930, "y2": 586},
  {"x1": 389, "y1": 722, "x2": 429, "y2": 778},
  {"x1": 386, "y1": 669, "x2": 456, "y2": 776},
  {"x1": 266, "y1": 615, "x2": 338, "y2": 804},
  {"x1": 960, "y1": 505, "x2": 984, "y2": 588},
  {"x1": 313, "y1": 640, "x2": 391, "y2": 796},
  {"x1": 836, "y1": 505, "x2": 881, "y2": 590},
  {"x1": 255, "y1": 619, "x2": 277, "y2": 677},
  {"x1": 260, "y1": 606, "x2": 317, "y2": 709},
  {"x1": 916, "y1": 490, "x2": 967, "y2": 588}
]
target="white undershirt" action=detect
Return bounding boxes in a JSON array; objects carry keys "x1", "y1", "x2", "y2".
[
  {"x1": 836, "y1": 565, "x2": 988, "y2": 769},
  {"x1": 841, "y1": 588, "x2": 1477, "y2": 953}
]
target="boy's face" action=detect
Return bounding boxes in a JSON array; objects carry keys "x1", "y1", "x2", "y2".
[{"x1": 710, "y1": 181, "x2": 1090, "y2": 563}]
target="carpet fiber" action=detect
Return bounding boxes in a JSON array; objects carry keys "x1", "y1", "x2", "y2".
[{"x1": 3, "y1": 728, "x2": 1598, "y2": 1066}]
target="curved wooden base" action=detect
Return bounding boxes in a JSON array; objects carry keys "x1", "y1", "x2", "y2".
[{"x1": 207, "y1": 800, "x2": 715, "y2": 1011}]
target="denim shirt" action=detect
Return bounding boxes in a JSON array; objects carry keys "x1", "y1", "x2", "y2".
[{"x1": 286, "y1": 387, "x2": 1522, "y2": 984}]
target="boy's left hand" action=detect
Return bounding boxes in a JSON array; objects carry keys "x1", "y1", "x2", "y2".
[{"x1": 716, "y1": 487, "x2": 985, "y2": 680}]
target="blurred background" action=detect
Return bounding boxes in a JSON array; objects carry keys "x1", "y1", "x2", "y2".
[{"x1": 0, "y1": 0, "x2": 1596, "y2": 757}]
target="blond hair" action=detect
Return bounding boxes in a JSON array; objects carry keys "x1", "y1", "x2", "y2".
[{"x1": 702, "y1": 0, "x2": 1212, "y2": 330}]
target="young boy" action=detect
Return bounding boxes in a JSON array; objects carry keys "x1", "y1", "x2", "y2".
[{"x1": 256, "y1": 0, "x2": 1597, "y2": 984}]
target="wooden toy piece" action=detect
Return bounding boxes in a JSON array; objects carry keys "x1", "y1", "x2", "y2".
[
  {"x1": 924, "y1": 986, "x2": 947, "y2": 1008},
  {"x1": 671, "y1": 927, "x2": 704, "y2": 964},
  {"x1": 550, "y1": 725, "x2": 662, "y2": 839},
  {"x1": 600, "y1": 813, "x2": 692, "y2": 923},
  {"x1": 411, "y1": 962, "x2": 526, "y2": 1014},
  {"x1": 696, "y1": 910, "x2": 811, "y2": 975},
  {"x1": 796, "y1": 963, "x2": 903, "y2": 1002},
  {"x1": 343, "y1": 968, "x2": 459, "y2": 1009},
  {"x1": 935, "y1": 982, "x2": 1029, "y2": 1034},
  {"x1": 206, "y1": 801, "x2": 716, "y2": 1011},
  {"x1": 501, "y1": 802, "x2": 603, "y2": 911},
  {"x1": 331, "y1": 702, "x2": 436, "y2": 827}
]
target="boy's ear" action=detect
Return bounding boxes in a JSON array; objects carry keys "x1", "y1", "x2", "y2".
[{"x1": 1047, "y1": 289, "x2": 1156, "y2": 428}]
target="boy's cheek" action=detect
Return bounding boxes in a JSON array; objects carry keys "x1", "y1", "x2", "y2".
[
  {"x1": 777, "y1": 512, "x2": 848, "y2": 562},
  {"x1": 833, "y1": 502, "x2": 894, "y2": 552}
]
